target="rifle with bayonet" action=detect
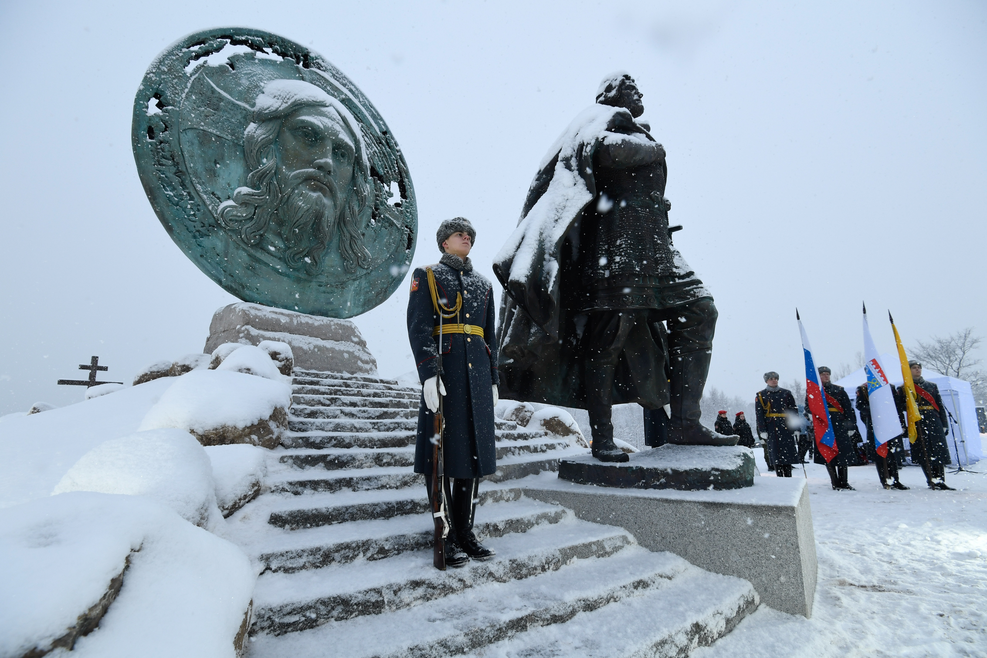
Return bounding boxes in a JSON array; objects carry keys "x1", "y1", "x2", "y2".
[{"x1": 430, "y1": 302, "x2": 449, "y2": 570}]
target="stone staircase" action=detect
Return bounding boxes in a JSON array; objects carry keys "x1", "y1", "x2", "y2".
[{"x1": 225, "y1": 369, "x2": 759, "y2": 657}]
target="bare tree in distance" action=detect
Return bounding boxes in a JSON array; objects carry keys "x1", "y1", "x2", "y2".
[
  {"x1": 832, "y1": 352, "x2": 865, "y2": 381},
  {"x1": 787, "y1": 378, "x2": 805, "y2": 405},
  {"x1": 910, "y1": 328, "x2": 982, "y2": 378}
]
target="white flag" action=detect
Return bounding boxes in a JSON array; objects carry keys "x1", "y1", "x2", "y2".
[{"x1": 863, "y1": 307, "x2": 901, "y2": 451}]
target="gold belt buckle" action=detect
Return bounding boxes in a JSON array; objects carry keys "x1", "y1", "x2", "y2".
[{"x1": 463, "y1": 324, "x2": 473, "y2": 335}]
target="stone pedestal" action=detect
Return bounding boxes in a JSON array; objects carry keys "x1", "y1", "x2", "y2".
[
  {"x1": 204, "y1": 303, "x2": 377, "y2": 375},
  {"x1": 559, "y1": 445, "x2": 755, "y2": 490},
  {"x1": 522, "y1": 472, "x2": 817, "y2": 618}
]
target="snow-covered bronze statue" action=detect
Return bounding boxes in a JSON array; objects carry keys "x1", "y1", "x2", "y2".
[
  {"x1": 132, "y1": 28, "x2": 417, "y2": 318},
  {"x1": 493, "y1": 73, "x2": 735, "y2": 462}
]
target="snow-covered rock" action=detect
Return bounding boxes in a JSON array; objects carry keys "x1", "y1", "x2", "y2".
[
  {"x1": 52, "y1": 428, "x2": 222, "y2": 530},
  {"x1": 205, "y1": 444, "x2": 268, "y2": 518},
  {"x1": 497, "y1": 400, "x2": 535, "y2": 426},
  {"x1": 0, "y1": 492, "x2": 255, "y2": 658},
  {"x1": 139, "y1": 369, "x2": 291, "y2": 449},
  {"x1": 215, "y1": 344, "x2": 286, "y2": 383},
  {"x1": 258, "y1": 340, "x2": 294, "y2": 377},
  {"x1": 530, "y1": 406, "x2": 590, "y2": 448},
  {"x1": 27, "y1": 401, "x2": 55, "y2": 415},
  {"x1": 85, "y1": 383, "x2": 125, "y2": 400},
  {"x1": 133, "y1": 359, "x2": 173, "y2": 386}
]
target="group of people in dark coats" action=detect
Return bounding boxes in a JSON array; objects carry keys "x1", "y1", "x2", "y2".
[
  {"x1": 714, "y1": 410, "x2": 756, "y2": 449},
  {"x1": 753, "y1": 362, "x2": 955, "y2": 492}
]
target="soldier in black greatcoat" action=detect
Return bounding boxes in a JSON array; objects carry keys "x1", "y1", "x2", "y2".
[
  {"x1": 855, "y1": 383, "x2": 908, "y2": 490},
  {"x1": 810, "y1": 366, "x2": 860, "y2": 490},
  {"x1": 755, "y1": 371, "x2": 798, "y2": 477},
  {"x1": 896, "y1": 361, "x2": 953, "y2": 490},
  {"x1": 732, "y1": 412, "x2": 756, "y2": 449},
  {"x1": 407, "y1": 218, "x2": 500, "y2": 566}
]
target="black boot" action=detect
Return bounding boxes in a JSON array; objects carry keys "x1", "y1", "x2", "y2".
[
  {"x1": 891, "y1": 480, "x2": 909, "y2": 490},
  {"x1": 424, "y1": 475, "x2": 469, "y2": 568},
  {"x1": 826, "y1": 463, "x2": 840, "y2": 490},
  {"x1": 666, "y1": 349, "x2": 738, "y2": 447},
  {"x1": 780, "y1": 464, "x2": 793, "y2": 477},
  {"x1": 452, "y1": 479, "x2": 495, "y2": 560},
  {"x1": 932, "y1": 464, "x2": 954, "y2": 490},
  {"x1": 838, "y1": 466, "x2": 855, "y2": 490}
]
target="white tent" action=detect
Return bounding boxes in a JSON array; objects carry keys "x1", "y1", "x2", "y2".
[{"x1": 836, "y1": 354, "x2": 982, "y2": 466}]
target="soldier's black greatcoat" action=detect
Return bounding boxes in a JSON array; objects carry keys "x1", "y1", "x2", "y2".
[
  {"x1": 714, "y1": 415, "x2": 736, "y2": 437},
  {"x1": 897, "y1": 378, "x2": 951, "y2": 468},
  {"x1": 811, "y1": 382, "x2": 861, "y2": 467},
  {"x1": 407, "y1": 255, "x2": 499, "y2": 479},
  {"x1": 755, "y1": 387, "x2": 798, "y2": 466}
]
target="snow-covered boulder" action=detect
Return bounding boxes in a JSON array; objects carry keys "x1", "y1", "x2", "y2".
[
  {"x1": 496, "y1": 400, "x2": 535, "y2": 426},
  {"x1": 215, "y1": 344, "x2": 286, "y2": 382},
  {"x1": 85, "y1": 383, "x2": 125, "y2": 400},
  {"x1": 133, "y1": 354, "x2": 210, "y2": 386},
  {"x1": 258, "y1": 340, "x2": 293, "y2": 377},
  {"x1": 205, "y1": 444, "x2": 268, "y2": 518},
  {"x1": 52, "y1": 428, "x2": 222, "y2": 530},
  {"x1": 133, "y1": 359, "x2": 172, "y2": 386},
  {"x1": 209, "y1": 342, "x2": 246, "y2": 370},
  {"x1": 530, "y1": 407, "x2": 590, "y2": 448},
  {"x1": 0, "y1": 492, "x2": 255, "y2": 658},
  {"x1": 139, "y1": 369, "x2": 291, "y2": 449},
  {"x1": 27, "y1": 401, "x2": 55, "y2": 415}
]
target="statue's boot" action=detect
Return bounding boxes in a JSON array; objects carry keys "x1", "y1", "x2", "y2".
[
  {"x1": 586, "y1": 361, "x2": 629, "y2": 463},
  {"x1": 453, "y1": 478, "x2": 495, "y2": 560},
  {"x1": 666, "y1": 349, "x2": 738, "y2": 446}
]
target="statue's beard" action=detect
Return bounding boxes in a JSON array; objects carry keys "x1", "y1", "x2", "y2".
[{"x1": 274, "y1": 169, "x2": 340, "y2": 274}]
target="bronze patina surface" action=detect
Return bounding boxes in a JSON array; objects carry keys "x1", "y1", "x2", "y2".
[{"x1": 133, "y1": 28, "x2": 417, "y2": 317}]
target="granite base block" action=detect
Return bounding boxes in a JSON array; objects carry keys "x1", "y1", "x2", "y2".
[
  {"x1": 559, "y1": 445, "x2": 755, "y2": 490},
  {"x1": 522, "y1": 474, "x2": 817, "y2": 618}
]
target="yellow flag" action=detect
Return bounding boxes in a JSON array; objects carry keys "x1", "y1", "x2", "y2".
[{"x1": 891, "y1": 318, "x2": 921, "y2": 443}]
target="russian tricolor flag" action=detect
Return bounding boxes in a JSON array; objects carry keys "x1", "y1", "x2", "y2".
[{"x1": 798, "y1": 311, "x2": 837, "y2": 463}]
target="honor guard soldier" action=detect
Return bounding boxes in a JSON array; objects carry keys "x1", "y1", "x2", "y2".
[
  {"x1": 896, "y1": 361, "x2": 953, "y2": 490},
  {"x1": 812, "y1": 366, "x2": 860, "y2": 490},
  {"x1": 855, "y1": 382, "x2": 908, "y2": 490},
  {"x1": 407, "y1": 218, "x2": 499, "y2": 567},
  {"x1": 755, "y1": 372, "x2": 799, "y2": 477}
]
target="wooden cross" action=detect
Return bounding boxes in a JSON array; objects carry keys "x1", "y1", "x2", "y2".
[{"x1": 57, "y1": 356, "x2": 123, "y2": 388}]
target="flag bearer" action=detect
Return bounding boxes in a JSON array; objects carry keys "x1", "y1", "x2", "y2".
[
  {"x1": 855, "y1": 383, "x2": 908, "y2": 490},
  {"x1": 811, "y1": 366, "x2": 859, "y2": 490},
  {"x1": 896, "y1": 361, "x2": 953, "y2": 490},
  {"x1": 407, "y1": 218, "x2": 500, "y2": 566}
]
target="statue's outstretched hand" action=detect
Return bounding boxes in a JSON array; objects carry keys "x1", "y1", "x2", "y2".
[{"x1": 423, "y1": 376, "x2": 447, "y2": 413}]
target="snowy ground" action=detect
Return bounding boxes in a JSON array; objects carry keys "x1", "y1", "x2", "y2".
[{"x1": 696, "y1": 444, "x2": 987, "y2": 658}]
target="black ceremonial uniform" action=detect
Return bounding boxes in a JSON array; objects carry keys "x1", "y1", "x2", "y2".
[
  {"x1": 755, "y1": 386, "x2": 798, "y2": 474},
  {"x1": 733, "y1": 415, "x2": 756, "y2": 449},
  {"x1": 407, "y1": 254, "x2": 499, "y2": 479},
  {"x1": 856, "y1": 383, "x2": 907, "y2": 489},
  {"x1": 813, "y1": 382, "x2": 861, "y2": 467},
  {"x1": 896, "y1": 378, "x2": 951, "y2": 487}
]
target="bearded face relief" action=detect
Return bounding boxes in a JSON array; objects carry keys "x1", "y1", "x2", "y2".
[
  {"x1": 133, "y1": 29, "x2": 417, "y2": 318},
  {"x1": 218, "y1": 81, "x2": 373, "y2": 276}
]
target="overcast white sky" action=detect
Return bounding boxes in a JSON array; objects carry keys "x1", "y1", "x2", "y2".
[{"x1": 1, "y1": 1, "x2": 985, "y2": 415}]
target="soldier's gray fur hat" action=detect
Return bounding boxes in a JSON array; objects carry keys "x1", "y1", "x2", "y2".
[
  {"x1": 818, "y1": 366, "x2": 831, "y2": 374},
  {"x1": 436, "y1": 217, "x2": 476, "y2": 252},
  {"x1": 908, "y1": 360, "x2": 922, "y2": 368},
  {"x1": 763, "y1": 371, "x2": 779, "y2": 382}
]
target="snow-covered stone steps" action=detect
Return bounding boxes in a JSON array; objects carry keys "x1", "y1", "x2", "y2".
[
  {"x1": 246, "y1": 543, "x2": 756, "y2": 658},
  {"x1": 292, "y1": 369, "x2": 399, "y2": 385},
  {"x1": 470, "y1": 560, "x2": 758, "y2": 658},
  {"x1": 278, "y1": 446, "x2": 416, "y2": 471},
  {"x1": 293, "y1": 384, "x2": 420, "y2": 400},
  {"x1": 256, "y1": 498, "x2": 571, "y2": 574},
  {"x1": 287, "y1": 417, "x2": 417, "y2": 433},
  {"x1": 291, "y1": 393, "x2": 418, "y2": 409},
  {"x1": 281, "y1": 430, "x2": 415, "y2": 450},
  {"x1": 290, "y1": 405, "x2": 418, "y2": 421},
  {"x1": 292, "y1": 375, "x2": 409, "y2": 391},
  {"x1": 248, "y1": 515, "x2": 636, "y2": 637},
  {"x1": 262, "y1": 484, "x2": 524, "y2": 531},
  {"x1": 270, "y1": 465, "x2": 421, "y2": 495}
]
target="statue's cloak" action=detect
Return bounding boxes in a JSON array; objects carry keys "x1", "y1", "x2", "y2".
[{"x1": 493, "y1": 104, "x2": 662, "y2": 409}]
